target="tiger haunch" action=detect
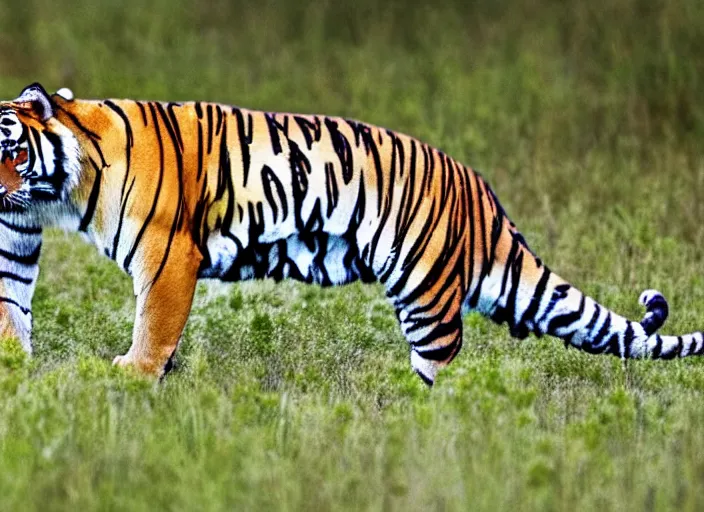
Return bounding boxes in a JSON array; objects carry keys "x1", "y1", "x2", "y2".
[{"x1": 0, "y1": 82, "x2": 700, "y2": 385}]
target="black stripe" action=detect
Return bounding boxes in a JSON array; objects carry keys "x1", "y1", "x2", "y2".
[
  {"x1": 218, "y1": 121, "x2": 237, "y2": 236},
  {"x1": 651, "y1": 335, "x2": 663, "y2": 358},
  {"x1": 661, "y1": 337, "x2": 678, "y2": 360},
  {"x1": 588, "y1": 312, "x2": 612, "y2": 352},
  {"x1": 386, "y1": 200, "x2": 438, "y2": 298},
  {"x1": 156, "y1": 103, "x2": 183, "y2": 171},
  {"x1": 149, "y1": 198, "x2": 182, "y2": 286},
  {"x1": 467, "y1": 177, "x2": 495, "y2": 309},
  {"x1": 0, "y1": 217, "x2": 42, "y2": 234},
  {"x1": 41, "y1": 130, "x2": 68, "y2": 201},
  {"x1": 289, "y1": 142, "x2": 311, "y2": 231},
  {"x1": 519, "y1": 268, "x2": 551, "y2": 329},
  {"x1": 206, "y1": 104, "x2": 214, "y2": 154},
  {"x1": 196, "y1": 116, "x2": 204, "y2": 181},
  {"x1": 406, "y1": 289, "x2": 462, "y2": 336},
  {"x1": 503, "y1": 251, "x2": 526, "y2": 336},
  {"x1": 388, "y1": 130, "x2": 405, "y2": 177},
  {"x1": 324, "y1": 162, "x2": 339, "y2": 217},
  {"x1": 0, "y1": 297, "x2": 31, "y2": 315},
  {"x1": 192, "y1": 178, "x2": 210, "y2": 249},
  {"x1": 392, "y1": 214, "x2": 462, "y2": 306},
  {"x1": 367, "y1": 134, "x2": 399, "y2": 269},
  {"x1": 148, "y1": 103, "x2": 186, "y2": 286},
  {"x1": 123, "y1": 104, "x2": 165, "y2": 273},
  {"x1": 0, "y1": 271, "x2": 33, "y2": 284},
  {"x1": 54, "y1": 103, "x2": 107, "y2": 167},
  {"x1": 416, "y1": 329, "x2": 462, "y2": 361},
  {"x1": 623, "y1": 322, "x2": 634, "y2": 359},
  {"x1": 294, "y1": 116, "x2": 321, "y2": 150},
  {"x1": 0, "y1": 244, "x2": 40, "y2": 265},
  {"x1": 55, "y1": 106, "x2": 102, "y2": 140},
  {"x1": 136, "y1": 102, "x2": 148, "y2": 126},
  {"x1": 111, "y1": 176, "x2": 135, "y2": 260},
  {"x1": 29, "y1": 127, "x2": 47, "y2": 176},
  {"x1": 603, "y1": 333, "x2": 621, "y2": 356},
  {"x1": 233, "y1": 109, "x2": 252, "y2": 187},
  {"x1": 105, "y1": 102, "x2": 135, "y2": 224},
  {"x1": 265, "y1": 113, "x2": 284, "y2": 155},
  {"x1": 694, "y1": 334, "x2": 704, "y2": 355},
  {"x1": 547, "y1": 294, "x2": 586, "y2": 333},
  {"x1": 414, "y1": 368, "x2": 434, "y2": 386},
  {"x1": 583, "y1": 303, "x2": 601, "y2": 336},
  {"x1": 380, "y1": 155, "x2": 424, "y2": 278},
  {"x1": 360, "y1": 125, "x2": 384, "y2": 214},
  {"x1": 325, "y1": 118, "x2": 354, "y2": 184},
  {"x1": 463, "y1": 166, "x2": 477, "y2": 301},
  {"x1": 392, "y1": 139, "x2": 419, "y2": 241},
  {"x1": 215, "y1": 105, "x2": 223, "y2": 137},
  {"x1": 261, "y1": 165, "x2": 288, "y2": 224},
  {"x1": 79, "y1": 157, "x2": 102, "y2": 232},
  {"x1": 167, "y1": 103, "x2": 184, "y2": 150}
]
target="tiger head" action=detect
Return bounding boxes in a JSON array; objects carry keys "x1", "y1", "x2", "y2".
[{"x1": 0, "y1": 83, "x2": 80, "y2": 212}]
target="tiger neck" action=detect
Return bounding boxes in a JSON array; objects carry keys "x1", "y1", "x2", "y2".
[{"x1": 50, "y1": 99, "x2": 124, "y2": 237}]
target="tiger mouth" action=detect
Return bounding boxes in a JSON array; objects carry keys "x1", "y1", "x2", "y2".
[
  {"x1": 0, "y1": 161, "x2": 23, "y2": 194},
  {"x1": 1, "y1": 145, "x2": 29, "y2": 170},
  {"x1": 0, "y1": 149, "x2": 30, "y2": 209}
]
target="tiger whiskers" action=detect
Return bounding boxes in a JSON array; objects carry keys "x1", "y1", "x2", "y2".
[{"x1": 2, "y1": 190, "x2": 31, "y2": 209}]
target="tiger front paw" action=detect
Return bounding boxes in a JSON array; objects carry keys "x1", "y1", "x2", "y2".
[{"x1": 112, "y1": 353, "x2": 163, "y2": 377}]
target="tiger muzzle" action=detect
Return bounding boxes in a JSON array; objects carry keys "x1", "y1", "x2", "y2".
[{"x1": 0, "y1": 150, "x2": 26, "y2": 201}]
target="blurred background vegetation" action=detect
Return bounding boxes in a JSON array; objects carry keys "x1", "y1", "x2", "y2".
[
  {"x1": 2, "y1": 0, "x2": 704, "y2": 510},
  {"x1": 2, "y1": 0, "x2": 703, "y2": 146},
  {"x1": 3, "y1": 0, "x2": 704, "y2": 245}
]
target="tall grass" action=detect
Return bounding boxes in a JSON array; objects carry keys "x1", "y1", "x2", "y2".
[{"x1": 1, "y1": 0, "x2": 704, "y2": 510}]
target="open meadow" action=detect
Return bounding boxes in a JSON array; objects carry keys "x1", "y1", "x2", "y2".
[{"x1": 2, "y1": 0, "x2": 704, "y2": 510}]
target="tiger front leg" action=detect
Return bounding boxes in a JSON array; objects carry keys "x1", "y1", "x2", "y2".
[
  {"x1": 113, "y1": 234, "x2": 202, "y2": 377},
  {"x1": 0, "y1": 219, "x2": 42, "y2": 353}
]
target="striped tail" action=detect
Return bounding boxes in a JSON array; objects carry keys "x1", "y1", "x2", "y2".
[{"x1": 493, "y1": 238, "x2": 704, "y2": 360}]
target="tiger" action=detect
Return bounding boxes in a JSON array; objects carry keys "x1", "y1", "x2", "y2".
[{"x1": 0, "y1": 82, "x2": 693, "y2": 386}]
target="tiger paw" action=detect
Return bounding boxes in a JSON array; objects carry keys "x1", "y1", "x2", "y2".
[{"x1": 112, "y1": 353, "x2": 162, "y2": 377}]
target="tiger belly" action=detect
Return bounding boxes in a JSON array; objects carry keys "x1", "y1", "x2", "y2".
[{"x1": 199, "y1": 231, "x2": 375, "y2": 286}]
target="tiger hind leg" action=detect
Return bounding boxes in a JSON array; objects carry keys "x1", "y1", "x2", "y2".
[{"x1": 396, "y1": 301, "x2": 463, "y2": 386}]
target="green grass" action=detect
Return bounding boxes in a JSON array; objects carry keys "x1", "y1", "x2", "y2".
[{"x1": 2, "y1": 0, "x2": 704, "y2": 509}]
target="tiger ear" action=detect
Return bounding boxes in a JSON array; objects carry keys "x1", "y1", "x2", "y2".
[{"x1": 14, "y1": 83, "x2": 54, "y2": 121}]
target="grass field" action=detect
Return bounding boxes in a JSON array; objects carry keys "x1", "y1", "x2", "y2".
[{"x1": 2, "y1": 0, "x2": 704, "y2": 509}]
